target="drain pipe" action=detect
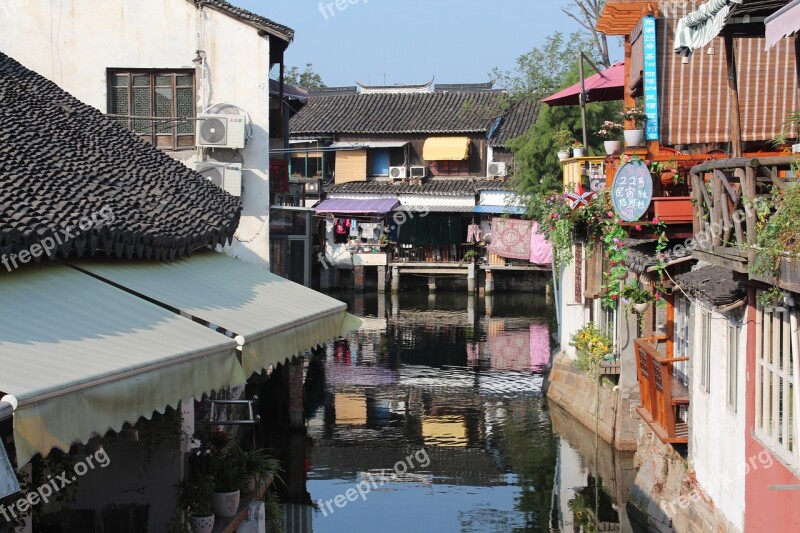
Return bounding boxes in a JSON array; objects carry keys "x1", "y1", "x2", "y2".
[
  {"x1": 0, "y1": 395, "x2": 17, "y2": 422},
  {"x1": 786, "y1": 293, "x2": 800, "y2": 460}
]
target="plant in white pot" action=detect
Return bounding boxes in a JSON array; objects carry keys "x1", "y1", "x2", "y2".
[
  {"x1": 597, "y1": 121, "x2": 623, "y2": 155},
  {"x1": 234, "y1": 447, "x2": 283, "y2": 494},
  {"x1": 571, "y1": 139, "x2": 586, "y2": 157},
  {"x1": 621, "y1": 282, "x2": 654, "y2": 314},
  {"x1": 176, "y1": 475, "x2": 216, "y2": 533},
  {"x1": 620, "y1": 107, "x2": 647, "y2": 147},
  {"x1": 211, "y1": 448, "x2": 246, "y2": 518},
  {"x1": 553, "y1": 129, "x2": 574, "y2": 161}
]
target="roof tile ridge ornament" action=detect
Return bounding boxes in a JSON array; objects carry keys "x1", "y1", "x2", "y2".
[{"x1": 356, "y1": 78, "x2": 435, "y2": 94}]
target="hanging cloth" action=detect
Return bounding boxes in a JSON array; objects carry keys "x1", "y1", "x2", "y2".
[
  {"x1": 349, "y1": 219, "x2": 359, "y2": 238},
  {"x1": 466, "y1": 223, "x2": 482, "y2": 244}
]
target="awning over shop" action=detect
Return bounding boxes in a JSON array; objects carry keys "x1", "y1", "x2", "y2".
[
  {"x1": 329, "y1": 141, "x2": 408, "y2": 149},
  {"x1": 422, "y1": 137, "x2": 470, "y2": 161},
  {"x1": 472, "y1": 205, "x2": 527, "y2": 215},
  {"x1": 0, "y1": 264, "x2": 245, "y2": 467},
  {"x1": 395, "y1": 205, "x2": 475, "y2": 213},
  {"x1": 74, "y1": 252, "x2": 361, "y2": 377},
  {"x1": 766, "y1": 0, "x2": 800, "y2": 48},
  {"x1": 674, "y1": 0, "x2": 742, "y2": 56},
  {"x1": 315, "y1": 198, "x2": 400, "y2": 214}
]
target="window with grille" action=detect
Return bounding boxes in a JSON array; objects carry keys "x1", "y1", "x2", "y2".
[
  {"x1": 727, "y1": 320, "x2": 740, "y2": 413},
  {"x1": 108, "y1": 70, "x2": 195, "y2": 150},
  {"x1": 431, "y1": 160, "x2": 469, "y2": 176},
  {"x1": 700, "y1": 311, "x2": 711, "y2": 393},
  {"x1": 673, "y1": 294, "x2": 690, "y2": 385},
  {"x1": 755, "y1": 297, "x2": 797, "y2": 467}
]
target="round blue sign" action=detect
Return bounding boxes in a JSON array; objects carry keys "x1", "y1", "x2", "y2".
[{"x1": 610, "y1": 160, "x2": 653, "y2": 222}]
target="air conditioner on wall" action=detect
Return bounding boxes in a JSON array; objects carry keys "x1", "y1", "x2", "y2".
[
  {"x1": 194, "y1": 161, "x2": 243, "y2": 197},
  {"x1": 389, "y1": 166, "x2": 407, "y2": 180},
  {"x1": 487, "y1": 161, "x2": 507, "y2": 177},
  {"x1": 196, "y1": 114, "x2": 246, "y2": 149},
  {"x1": 409, "y1": 166, "x2": 427, "y2": 179}
]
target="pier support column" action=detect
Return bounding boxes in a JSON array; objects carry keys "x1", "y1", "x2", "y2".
[
  {"x1": 428, "y1": 276, "x2": 437, "y2": 292},
  {"x1": 377, "y1": 266, "x2": 386, "y2": 293},
  {"x1": 320, "y1": 266, "x2": 332, "y2": 290},
  {"x1": 287, "y1": 357, "x2": 305, "y2": 431},
  {"x1": 391, "y1": 266, "x2": 400, "y2": 293},
  {"x1": 467, "y1": 262, "x2": 476, "y2": 293},
  {"x1": 485, "y1": 269, "x2": 494, "y2": 294},
  {"x1": 354, "y1": 265, "x2": 365, "y2": 292}
]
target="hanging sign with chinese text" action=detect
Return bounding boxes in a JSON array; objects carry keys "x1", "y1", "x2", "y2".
[
  {"x1": 643, "y1": 16, "x2": 660, "y2": 141},
  {"x1": 611, "y1": 160, "x2": 652, "y2": 222}
]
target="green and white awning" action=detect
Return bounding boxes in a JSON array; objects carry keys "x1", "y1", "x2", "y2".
[
  {"x1": 75, "y1": 252, "x2": 361, "y2": 377},
  {"x1": 674, "y1": 0, "x2": 743, "y2": 56},
  {"x1": 0, "y1": 265, "x2": 245, "y2": 467}
]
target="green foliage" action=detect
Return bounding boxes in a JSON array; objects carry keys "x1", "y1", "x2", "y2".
[
  {"x1": 569, "y1": 322, "x2": 613, "y2": 376},
  {"x1": 284, "y1": 63, "x2": 326, "y2": 91},
  {"x1": 621, "y1": 282, "x2": 654, "y2": 304},
  {"x1": 232, "y1": 447, "x2": 284, "y2": 491},
  {"x1": 175, "y1": 475, "x2": 215, "y2": 518},
  {"x1": 600, "y1": 216, "x2": 628, "y2": 307},
  {"x1": 553, "y1": 129, "x2": 575, "y2": 151},
  {"x1": 752, "y1": 183, "x2": 800, "y2": 285}
]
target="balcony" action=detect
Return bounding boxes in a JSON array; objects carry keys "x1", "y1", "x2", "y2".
[
  {"x1": 689, "y1": 156, "x2": 799, "y2": 289},
  {"x1": 634, "y1": 336, "x2": 689, "y2": 444}
]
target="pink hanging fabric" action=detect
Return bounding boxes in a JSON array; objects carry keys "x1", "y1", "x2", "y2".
[{"x1": 529, "y1": 222, "x2": 553, "y2": 265}]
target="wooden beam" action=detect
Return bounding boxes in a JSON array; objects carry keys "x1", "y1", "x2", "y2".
[
  {"x1": 744, "y1": 167, "x2": 757, "y2": 246},
  {"x1": 725, "y1": 34, "x2": 743, "y2": 158}
]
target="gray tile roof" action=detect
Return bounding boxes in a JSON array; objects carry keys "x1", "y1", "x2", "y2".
[
  {"x1": 191, "y1": 0, "x2": 294, "y2": 41},
  {"x1": 0, "y1": 52, "x2": 241, "y2": 264},
  {"x1": 490, "y1": 98, "x2": 540, "y2": 148},
  {"x1": 675, "y1": 266, "x2": 746, "y2": 307},
  {"x1": 326, "y1": 178, "x2": 513, "y2": 196},
  {"x1": 290, "y1": 90, "x2": 539, "y2": 139}
]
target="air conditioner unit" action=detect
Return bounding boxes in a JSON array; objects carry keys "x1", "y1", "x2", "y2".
[
  {"x1": 487, "y1": 161, "x2": 508, "y2": 177},
  {"x1": 389, "y1": 166, "x2": 407, "y2": 180},
  {"x1": 409, "y1": 166, "x2": 427, "y2": 179},
  {"x1": 195, "y1": 161, "x2": 243, "y2": 197},
  {"x1": 196, "y1": 114, "x2": 246, "y2": 149}
]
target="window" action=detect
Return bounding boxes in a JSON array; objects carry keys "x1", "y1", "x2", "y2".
[
  {"x1": 290, "y1": 153, "x2": 323, "y2": 179},
  {"x1": 431, "y1": 160, "x2": 469, "y2": 176},
  {"x1": 108, "y1": 70, "x2": 195, "y2": 150},
  {"x1": 727, "y1": 320, "x2": 740, "y2": 412},
  {"x1": 599, "y1": 303, "x2": 616, "y2": 347},
  {"x1": 673, "y1": 294, "x2": 690, "y2": 385},
  {"x1": 755, "y1": 297, "x2": 797, "y2": 465},
  {"x1": 700, "y1": 311, "x2": 711, "y2": 393}
]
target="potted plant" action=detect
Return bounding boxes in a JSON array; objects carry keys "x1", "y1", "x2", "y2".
[
  {"x1": 571, "y1": 139, "x2": 586, "y2": 157},
  {"x1": 463, "y1": 249, "x2": 477, "y2": 263},
  {"x1": 176, "y1": 475, "x2": 216, "y2": 533},
  {"x1": 211, "y1": 448, "x2": 246, "y2": 518},
  {"x1": 597, "y1": 121, "x2": 623, "y2": 155},
  {"x1": 620, "y1": 107, "x2": 647, "y2": 147},
  {"x1": 569, "y1": 322, "x2": 614, "y2": 376},
  {"x1": 234, "y1": 447, "x2": 283, "y2": 494},
  {"x1": 621, "y1": 282, "x2": 654, "y2": 314},
  {"x1": 553, "y1": 129, "x2": 574, "y2": 160}
]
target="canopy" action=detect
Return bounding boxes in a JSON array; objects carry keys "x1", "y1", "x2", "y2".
[
  {"x1": 0, "y1": 264, "x2": 245, "y2": 467},
  {"x1": 674, "y1": 0, "x2": 742, "y2": 56},
  {"x1": 765, "y1": 0, "x2": 800, "y2": 49},
  {"x1": 422, "y1": 137, "x2": 470, "y2": 160},
  {"x1": 74, "y1": 252, "x2": 361, "y2": 377},
  {"x1": 472, "y1": 205, "x2": 527, "y2": 215},
  {"x1": 315, "y1": 198, "x2": 400, "y2": 214},
  {"x1": 541, "y1": 61, "x2": 625, "y2": 106}
]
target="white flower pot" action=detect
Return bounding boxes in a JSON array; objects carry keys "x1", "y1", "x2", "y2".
[
  {"x1": 557, "y1": 150, "x2": 570, "y2": 161},
  {"x1": 190, "y1": 515, "x2": 215, "y2": 533},
  {"x1": 213, "y1": 490, "x2": 241, "y2": 518},
  {"x1": 792, "y1": 143, "x2": 800, "y2": 153},
  {"x1": 623, "y1": 129, "x2": 644, "y2": 148},
  {"x1": 634, "y1": 302, "x2": 650, "y2": 314},
  {"x1": 573, "y1": 147, "x2": 586, "y2": 157},
  {"x1": 603, "y1": 140, "x2": 621, "y2": 155}
]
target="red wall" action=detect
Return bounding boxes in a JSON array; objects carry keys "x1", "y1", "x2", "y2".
[{"x1": 745, "y1": 288, "x2": 800, "y2": 532}]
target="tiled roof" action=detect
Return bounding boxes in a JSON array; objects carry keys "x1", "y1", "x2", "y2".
[
  {"x1": 675, "y1": 266, "x2": 746, "y2": 307},
  {"x1": 490, "y1": 98, "x2": 540, "y2": 147},
  {"x1": 291, "y1": 91, "x2": 509, "y2": 135},
  {"x1": 191, "y1": 0, "x2": 294, "y2": 41},
  {"x1": 0, "y1": 52, "x2": 241, "y2": 264},
  {"x1": 326, "y1": 178, "x2": 513, "y2": 196}
]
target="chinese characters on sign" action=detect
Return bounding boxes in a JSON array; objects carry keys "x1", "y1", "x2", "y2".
[
  {"x1": 643, "y1": 16, "x2": 659, "y2": 141},
  {"x1": 611, "y1": 160, "x2": 653, "y2": 222}
]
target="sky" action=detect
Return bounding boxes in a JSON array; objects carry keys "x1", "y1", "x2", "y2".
[{"x1": 238, "y1": 0, "x2": 622, "y2": 88}]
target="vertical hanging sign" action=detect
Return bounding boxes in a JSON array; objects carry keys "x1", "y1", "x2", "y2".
[{"x1": 642, "y1": 16, "x2": 660, "y2": 141}]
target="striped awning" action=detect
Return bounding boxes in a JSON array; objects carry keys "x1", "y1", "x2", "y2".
[
  {"x1": 315, "y1": 198, "x2": 400, "y2": 214},
  {"x1": 766, "y1": 0, "x2": 800, "y2": 48},
  {"x1": 674, "y1": 0, "x2": 742, "y2": 56},
  {"x1": 0, "y1": 264, "x2": 245, "y2": 467},
  {"x1": 74, "y1": 252, "x2": 362, "y2": 378}
]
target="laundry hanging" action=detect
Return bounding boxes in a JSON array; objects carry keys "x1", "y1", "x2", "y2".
[{"x1": 466, "y1": 223, "x2": 482, "y2": 243}]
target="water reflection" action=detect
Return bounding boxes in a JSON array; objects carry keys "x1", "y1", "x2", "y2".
[{"x1": 284, "y1": 292, "x2": 632, "y2": 532}]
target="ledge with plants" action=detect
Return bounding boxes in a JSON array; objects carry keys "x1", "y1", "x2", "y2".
[{"x1": 569, "y1": 322, "x2": 616, "y2": 378}]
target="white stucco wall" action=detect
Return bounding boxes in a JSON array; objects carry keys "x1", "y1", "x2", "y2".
[
  {"x1": 689, "y1": 304, "x2": 747, "y2": 532},
  {"x1": 0, "y1": 0, "x2": 274, "y2": 267},
  {"x1": 558, "y1": 249, "x2": 590, "y2": 358}
]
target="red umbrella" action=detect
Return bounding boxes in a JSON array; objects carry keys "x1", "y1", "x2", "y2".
[{"x1": 541, "y1": 61, "x2": 625, "y2": 106}]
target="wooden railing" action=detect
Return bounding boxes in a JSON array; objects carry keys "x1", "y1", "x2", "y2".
[{"x1": 634, "y1": 336, "x2": 689, "y2": 444}]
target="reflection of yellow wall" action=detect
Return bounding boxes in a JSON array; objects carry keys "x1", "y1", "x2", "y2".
[
  {"x1": 334, "y1": 394, "x2": 367, "y2": 426},
  {"x1": 422, "y1": 416, "x2": 467, "y2": 447},
  {"x1": 488, "y1": 318, "x2": 505, "y2": 336}
]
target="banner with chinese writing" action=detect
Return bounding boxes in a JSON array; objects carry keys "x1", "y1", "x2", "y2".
[{"x1": 643, "y1": 16, "x2": 660, "y2": 141}]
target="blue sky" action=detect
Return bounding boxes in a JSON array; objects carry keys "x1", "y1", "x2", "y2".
[{"x1": 239, "y1": 0, "x2": 621, "y2": 87}]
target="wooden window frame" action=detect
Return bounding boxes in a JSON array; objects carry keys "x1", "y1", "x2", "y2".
[
  {"x1": 431, "y1": 160, "x2": 470, "y2": 177},
  {"x1": 107, "y1": 69, "x2": 196, "y2": 151},
  {"x1": 673, "y1": 294, "x2": 690, "y2": 386}
]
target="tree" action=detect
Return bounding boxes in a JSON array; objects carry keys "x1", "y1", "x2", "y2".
[
  {"x1": 563, "y1": 0, "x2": 611, "y2": 68},
  {"x1": 284, "y1": 63, "x2": 327, "y2": 91}
]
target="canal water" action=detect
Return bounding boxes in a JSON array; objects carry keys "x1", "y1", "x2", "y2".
[{"x1": 290, "y1": 292, "x2": 637, "y2": 532}]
